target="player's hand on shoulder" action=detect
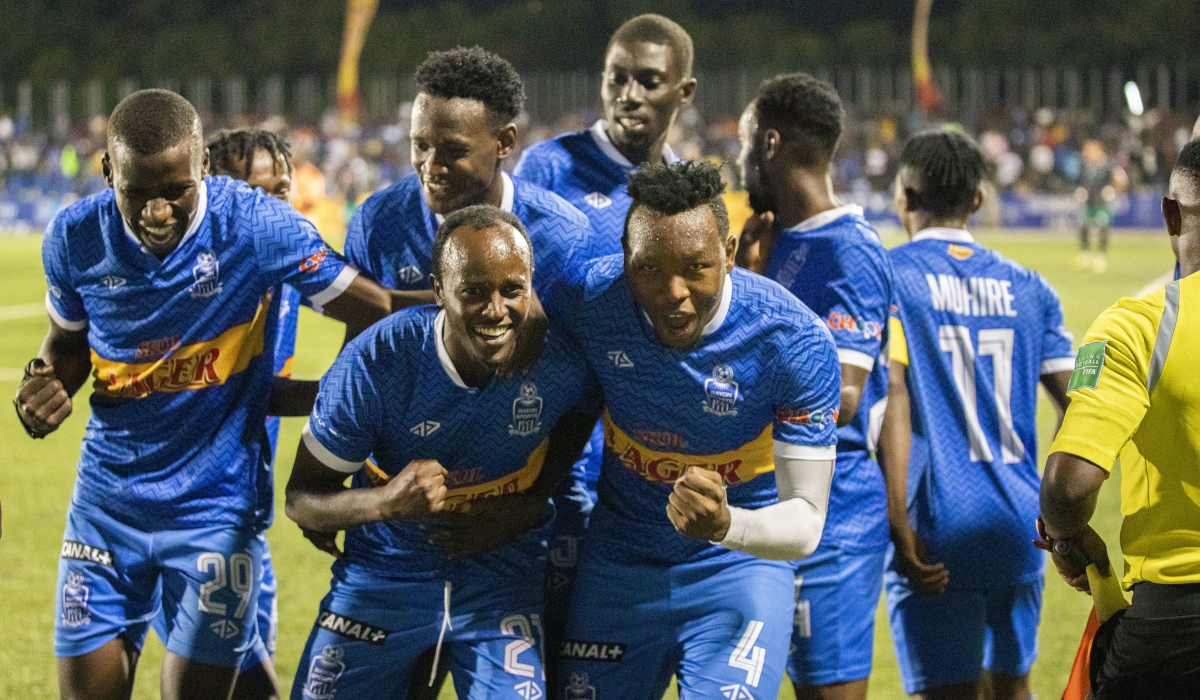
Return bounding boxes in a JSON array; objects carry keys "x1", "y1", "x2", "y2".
[
  {"x1": 890, "y1": 523, "x2": 949, "y2": 595},
  {"x1": 301, "y1": 527, "x2": 343, "y2": 559},
  {"x1": 667, "y1": 467, "x2": 732, "y2": 543},
  {"x1": 378, "y1": 459, "x2": 448, "y2": 520},
  {"x1": 498, "y1": 289, "x2": 547, "y2": 379},
  {"x1": 426, "y1": 491, "x2": 546, "y2": 558},
  {"x1": 14, "y1": 359, "x2": 72, "y2": 438}
]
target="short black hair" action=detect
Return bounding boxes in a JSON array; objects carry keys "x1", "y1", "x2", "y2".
[
  {"x1": 432, "y1": 205, "x2": 532, "y2": 279},
  {"x1": 1174, "y1": 139, "x2": 1200, "y2": 181},
  {"x1": 108, "y1": 89, "x2": 200, "y2": 155},
  {"x1": 608, "y1": 14, "x2": 694, "y2": 79},
  {"x1": 754, "y1": 73, "x2": 844, "y2": 166},
  {"x1": 415, "y1": 46, "x2": 525, "y2": 125},
  {"x1": 625, "y1": 160, "x2": 729, "y2": 240},
  {"x1": 898, "y1": 130, "x2": 988, "y2": 219},
  {"x1": 207, "y1": 129, "x2": 292, "y2": 180}
]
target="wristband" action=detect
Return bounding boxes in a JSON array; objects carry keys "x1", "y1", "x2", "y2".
[{"x1": 14, "y1": 358, "x2": 52, "y2": 439}]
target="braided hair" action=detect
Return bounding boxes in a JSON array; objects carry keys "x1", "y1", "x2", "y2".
[
  {"x1": 206, "y1": 128, "x2": 292, "y2": 179},
  {"x1": 898, "y1": 130, "x2": 987, "y2": 219}
]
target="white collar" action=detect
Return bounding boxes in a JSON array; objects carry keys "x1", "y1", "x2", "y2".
[
  {"x1": 434, "y1": 309, "x2": 472, "y2": 390},
  {"x1": 433, "y1": 171, "x2": 514, "y2": 225},
  {"x1": 792, "y1": 203, "x2": 863, "y2": 233},
  {"x1": 122, "y1": 178, "x2": 209, "y2": 253},
  {"x1": 701, "y1": 274, "x2": 733, "y2": 336},
  {"x1": 912, "y1": 227, "x2": 975, "y2": 243},
  {"x1": 589, "y1": 120, "x2": 678, "y2": 169}
]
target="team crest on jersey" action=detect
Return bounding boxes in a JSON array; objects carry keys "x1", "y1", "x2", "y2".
[
  {"x1": 584, "y1": 192, "x2": 612, "y2": 209},
  {"x1": 702, "y1": 364, "x2": 740, "y2": 416},
  {"x1": 100, "y1": 275, "x2": 126, "y2": 290},
  {"x1": 721, "y1": 684, "x2": 756, "y2": 700},
  {"x1": 303, "y1": 645, "x2": 346, "y2": 699},
  {"x1": 60, "y1": 570, "x2": 92, "y2": 628},
  {"x1": 508, "y1": 382, "x2": 544, "y2": 436},
  {"x1": 564, "y1": 672, "x2": 597, "y2": 700},
  {"x1": 189, "y1": 250, "x2": 222, "y2": 298},
  {"x1": 396, "y1": 265, "x2": 424, "y2": 284}
]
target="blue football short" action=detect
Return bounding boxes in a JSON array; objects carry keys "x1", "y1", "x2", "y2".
[
  {"x1": 560, "y1": 547, "x2": 795, "y2": 699},
  {"x1": 886, "y1": 575, "x2": 1043, "y2": 694},
  {"x1": 292, "y1": 561, "x2": 548, "y2": 700},
  {"x1": 788, "y1": 544, "x2": 886, "y2": 686},
  {"x1": 55, "y1": 496, "x2": 264, "y2": 667}
]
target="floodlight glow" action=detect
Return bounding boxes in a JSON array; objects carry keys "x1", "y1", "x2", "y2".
[{"x1": 1124, "y1": 81, "x2": 1144, "y2": 116}]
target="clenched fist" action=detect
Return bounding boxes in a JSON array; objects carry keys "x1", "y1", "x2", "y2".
[
  {"x1": 377, "y1": 459, "x2": 448, "y2": 520},
  {"x1": 666, "y1": 467, "x2": 732, "y2": 542},
  {"x1": 15, "y1": 360, "x2": 72, "y2": 438}
]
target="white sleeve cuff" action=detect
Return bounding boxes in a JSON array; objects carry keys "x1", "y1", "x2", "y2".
[
  {"x1": 45, "y1": 293, "x2": 87, "y2": 331},
  {"x1": 1041, "y1": 356, "x2": 1077, "y2": 375},
  {"x1": 307, "y1": 266, "x2": 360, "y2": 307},
  {"x1": 773, "y1": 440, "x2": 836, "y2": 461},
  {"x1": 837, "y1": 348, "x2": 876, "y2": 372},
  {"x1": 301, "y1": 420, "x2": 363, "y2": 473}
]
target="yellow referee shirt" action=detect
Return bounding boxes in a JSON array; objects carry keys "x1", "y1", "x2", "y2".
[{"x1": 1050, "y1": 274, "x2": 1200, "y2": 589}]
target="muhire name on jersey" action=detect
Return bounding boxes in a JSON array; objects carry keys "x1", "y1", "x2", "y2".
[
  {"x1": 560, "y1": 640, "x2": 627, "y2": 662},
  {"x1": 317, "y1": 610, "x2": 391, "y2": 645},
  {"x1": 926, "y1": 274, "x2": 1018, "y2": 317}
]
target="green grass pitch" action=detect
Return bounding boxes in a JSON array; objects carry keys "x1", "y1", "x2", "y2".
[{"x1": 0, "y1": 230, "x2": 1174, "y2": 699}]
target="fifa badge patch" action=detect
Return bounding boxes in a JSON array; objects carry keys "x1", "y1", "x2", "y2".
[{"x1": 1067, "y1": 341, "x2": 1106, "y2": 391}]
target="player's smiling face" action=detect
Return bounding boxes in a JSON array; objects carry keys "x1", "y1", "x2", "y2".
[
  {"x1": 602, "y1": 40, "x2": 694, "y2": 155},
  {"x1": 431, "y1": 224, "x2": 534, "y2": 382},
  {"x1": 104, "y1": 135, "x2": 208, "y2": 259},
  {"x1": 625, "y1": 205, "x2": 734, "y2": 348},
  {"x1": 411, "y1": 94, "x2": 514, "y2": 216}
]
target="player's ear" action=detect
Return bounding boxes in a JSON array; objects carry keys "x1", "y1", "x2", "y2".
[
  {"x1": 678, "y1": 77, "x2": 697, "y2": 105},
  {"x1": 201, "y1": 146, "x2": 211, "y2": 177},
  {"x1": 430, "y1": 273, "x2": 445, "y2": 306},
  {"x1": 970, "y1": 185, "x2": 985, "y2": 214},
  {"x1": 496, "y1": 123, "x2": 518, "y2": 160},
  {"x1": 1163, "y1": 197, "x2": 1182, "y2": 238},
  {"x1": 724, "y1": 235, "x2": 737, "y2": 273},
  {"x1": 762, "y1": 129, "x2": 780, "y2": 163},
  {"x1": 101, "y1": 152, "x2": 113, "y2": 188}
]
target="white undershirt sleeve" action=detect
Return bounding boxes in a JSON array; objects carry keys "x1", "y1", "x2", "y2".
[{"x1": 714, "y1": 441, "x2": 835, "y2": 561}]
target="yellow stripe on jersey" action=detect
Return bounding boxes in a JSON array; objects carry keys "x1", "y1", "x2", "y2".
[
  {"x1": 91, "y1": 292, "x2": 271, "y2": 399},
  {"x1": 1050, "y1": 274, "x2": 1200, "y2": 588},
  {"x1": 362, "y1": 438, "x2": 548, "y2": 513},
  {"x1": 603, "y1": 410, "x2": 775, "y2": 485},
  {"x1": 889, "y1": 316, "x2": 909, "y2": 366}
]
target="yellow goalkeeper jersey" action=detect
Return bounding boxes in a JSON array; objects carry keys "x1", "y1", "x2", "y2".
[{"x1": 1050, "y1": 273, "x2": 1200, "y2": 589}]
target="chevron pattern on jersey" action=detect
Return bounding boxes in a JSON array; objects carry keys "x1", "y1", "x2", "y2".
[
  {"x1": 558, "y1": 262, "x2": 842, "y2": 566},
  {"x1": 43, "y1": 176, "x2": 349, "y2": 531},
  {"x1": 766, "y1": 212, "x2": 895, "y2": 552},
  {"x1": 889, "y1": 238, "x2": 1074, "y2": 588},
  {"x1": 514, "y1": 130, "x2": 632, "y2": 256},
  {"x1": 344, "y1": 172, "x2": 612, "y2": 302},
  {"x1": 308, "y1": 306, "x2": 598, "y2": 579}
]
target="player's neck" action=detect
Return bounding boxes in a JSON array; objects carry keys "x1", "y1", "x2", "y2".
[
  {"x1": 774, "y1": 168, "x2": 838, "y2": 230},
  {"x1": 442, "y1": 327, "x2": 494, "y2": 389},
  {"x1": 481, "y1": 168, "x2": 506, "y2": 209},
  {"x1": 609, "y1": 129, "x2": 667, "y2": 168},
  {"x1": 907, "y1": 212, "x2": 972, "y2": 238}
]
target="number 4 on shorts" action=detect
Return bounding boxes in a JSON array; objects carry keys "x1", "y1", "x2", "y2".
[{"x1": 728, "y1": 619, "x2": 765, "y2": 687}]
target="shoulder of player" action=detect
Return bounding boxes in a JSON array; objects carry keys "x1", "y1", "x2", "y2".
[
  {"x1": 347, "y1": 304, "x2": 439, "y2": 366},
  {"x1": 1086, "y1": 290, "x2": 1167, "y2": 347},
  {"x1": 517, "y1": 133, "x2": 578, "y2": 165},
  {"x1": 47, "y1": 188, "x2": 112, "y2": 241},
  {"x1": 511, "y1": 176, "x2": 590, "y2": 228}
]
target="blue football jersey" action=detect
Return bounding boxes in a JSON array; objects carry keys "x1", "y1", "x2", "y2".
[
  {"x1": 551, "y1": 259, "x2": 842, "y2": 566},
  {"x1": 514, "y1": 119, "x2": 675, "y2": 251},
  {"x1": 263, "y1": 283, "x2": 301, "y2": 453},
  {"x1": 764, "y1": 205, "x2": 893, "y2": 553},
  {"x1": 43, "y1": 176, "x2": 354, "y2": 531},
  {"x1": 344, "y1": 171, "x2": 605, "y2": 303},
  {"x1": 302, "y1": 306, "x2": 599, "y2": 580},
  {"x1": 888, "y1": 228, "x2": 1075, "y2": 587}
]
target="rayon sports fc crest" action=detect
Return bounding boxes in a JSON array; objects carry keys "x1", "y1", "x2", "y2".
[
  {"x1": 61, "y1": 570, "x2": 91, "y2": 629},
  {"x1": 303, "y1": 645, "x2": 346, "y2": 699},
  {"x1": 564, "y1": 672, "x2": 596, "y2": 700},
  {"x1": 509, "y1": 381, "x2": 544, "y2": 436},
  {"x1": 703, "y1": 364, "x2": 739, "y2": 416},
  {"x1": 189, "y1": 250, "x2": 222, "y2": 298}
]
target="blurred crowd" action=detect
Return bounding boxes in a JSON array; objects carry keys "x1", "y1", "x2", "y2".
[{"x1": 0, "y1": 100, "x2": 1192, "y2": 234}]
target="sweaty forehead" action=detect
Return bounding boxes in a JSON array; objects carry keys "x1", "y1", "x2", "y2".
[
  {"x1": 443, "y1": 225, "x2": 532, "y2": 277},
  {"x1": 626, "y1": 206, "x2": 720, "y2": 257},
  {"x1": 606, "y1": 40, "x2": 678, "y2": 78}
]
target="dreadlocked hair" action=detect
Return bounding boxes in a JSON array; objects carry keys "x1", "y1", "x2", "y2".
[
  {"x1": 625, "y1": 160, "x2": 729, "y2": 239},
  {"x1": 206, "y1": 128, "x2": 292, "y2": 180},
  {"x1": 899, "y1": 129, "x2": 988, "y2": 220}
]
